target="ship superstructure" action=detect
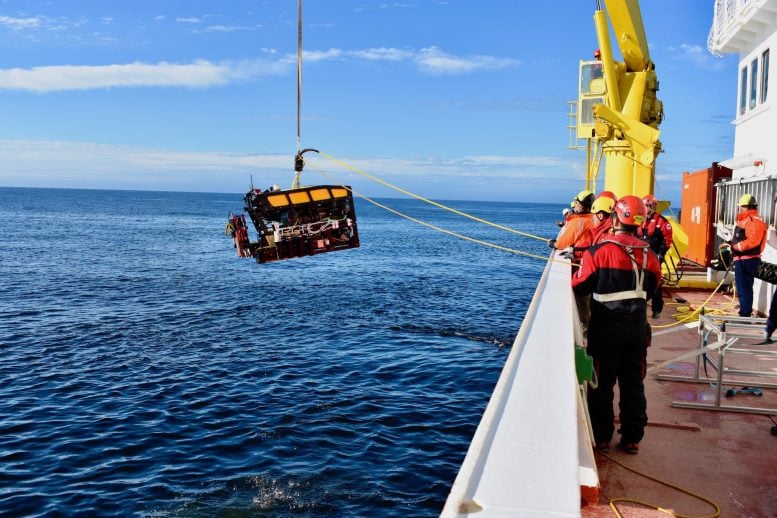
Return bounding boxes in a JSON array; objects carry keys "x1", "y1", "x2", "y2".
[{"x1": 706, "y1": 0, "x2": 777, "y2": 314}]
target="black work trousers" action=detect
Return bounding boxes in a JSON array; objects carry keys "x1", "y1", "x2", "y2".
[
  {"x1": 587, "y1": 317, "x2": 649, "y2": 445},
  {"x1": 651, "y1": 284, "x2": 664, "y2": 315}
]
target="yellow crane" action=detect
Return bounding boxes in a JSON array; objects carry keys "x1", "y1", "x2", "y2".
[{"x1": 574, "y1": 0, "x2": 688, "y2": 276}]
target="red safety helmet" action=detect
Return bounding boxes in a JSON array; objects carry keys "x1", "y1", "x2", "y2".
[
  {"x1": 614, "y1": 195, "x2": 646, "y2": 226},
  {"x1": 642, "y1": 194, "x2": 658, "y2": 208},
  {"x1": 597, "y1": 190, "x2": 617, "y2": 201}
]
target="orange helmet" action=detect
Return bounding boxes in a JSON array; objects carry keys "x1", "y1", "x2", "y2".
[
  {"x1": 642, "y1": 194, "x2": 658, "y2": 208},
  {"x1": 614, "y1": 195, "x2": 646, "y2": 226},
  {"x1": 597, "y1": 190, "x2": 617, "y2": 202}
]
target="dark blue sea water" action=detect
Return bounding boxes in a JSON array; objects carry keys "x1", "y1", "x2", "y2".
[{"x1": 0, "y1": 187, "x2": 559, "y2": 517}]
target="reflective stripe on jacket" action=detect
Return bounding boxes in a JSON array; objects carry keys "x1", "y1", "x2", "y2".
[{"x1": 572, "y1": 233, "x2": 662, "y2": 317}]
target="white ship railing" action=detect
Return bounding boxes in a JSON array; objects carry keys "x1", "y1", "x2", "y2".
[
  {"x1": 715, "y1": 175, "x2": 777, "y2": 231},
  {"x1": 708, "y1": 0, "x2": 770, "y2": 55},
  {"x1": 441, "y1": 252, "x2": 597, "y2": 517}
]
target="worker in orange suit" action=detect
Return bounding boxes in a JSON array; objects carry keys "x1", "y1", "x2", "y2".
[
  {"x1": 728, "y1": 193, "x2": 767, "y2": 317},
  {"x1": 637, "y1": 194, "x2": 673, "y2": 318},
  {"x1": 572, "y1": 195, "x2": 661, "y2": 455},
  {"x1": 548, "y1": 190, "x2": 594, "y2": 256},
  {"x1": 549, "y1": 190, "x2": 595, "y2": 332}
]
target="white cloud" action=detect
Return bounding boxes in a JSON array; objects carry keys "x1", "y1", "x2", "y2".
[
  {"x1": 347, "y1": 47, "x2": 415, "y2": 61},
  {"x1": 0, "y1": 46, "x2": 519, "y2": 92},
  {"x1": 345, "y1": 46, "x2": 520, "y2": 75},
  {"x1": 669, "y1": 43, "x2": 727, "y2": 71},
  {"x1": 298, "y1": 49, "x2": 342, "y2": 62},
  {"x1": 415, "y1": 46, "x2": 520, "y2": 75},
  {"x1": 176, "y1": 17, "x2": 202, "y2": 24},
  {"x1": 0, "y1": 61, "x2": 232, "y2": 91},
  {"x1": 199, "y1": 24, "x2": 262, "y2": 33},
  {"x1": 0, "y1": 15, "x2": 43, "y2": 30},
  {"x1": 0, "y1": 139, "x2": 577, "y2": 190}
]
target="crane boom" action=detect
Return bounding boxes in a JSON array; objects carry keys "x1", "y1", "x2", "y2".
[
  {"x1": 604, "y1": 0, "x2": 651, "y2": 72},
  {"x1": 578, "y1": 0, "x2": 663, "y2": 199},
  {"x1": 574, "y1": 0, "x2": 688, "y2": 279}
]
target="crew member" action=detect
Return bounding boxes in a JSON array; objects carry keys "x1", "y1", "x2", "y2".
[
  {"x1": 549, "y1": 190, "x2": 595, "y2": 255},
  {"x1": 572, "y1": 195, "x2": 661, "y2": 454},
  {"x1": 556, "y1": 208, "x2": 572, "y2": 228},
  {"x1": 730, "y1": 193, "x2": 767, "y2": 317},
  {"x1": 549, "y1": 190, "x2": 596, "y2": 332},
  {"x1": 637, "y1": 194, "x2": 673, "y2": 318},
  {"x1": 590, "y1": 194, "x2": 615, "y2": 245}
]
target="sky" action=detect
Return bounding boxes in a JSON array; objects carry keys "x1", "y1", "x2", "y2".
[{"x1": 0, "y1": 0, "x2": 738, "y2": 204}]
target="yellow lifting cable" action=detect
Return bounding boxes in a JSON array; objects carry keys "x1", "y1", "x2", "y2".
[
  {"x1": 316, "y1": 151, "x2": 549, "y2": 243},
  {"x1": 305, "y1": 160, "x2": 563, "y2": 264},
  {"x1": 602, "y1": 452, "x2": 721, "y2": 518}
]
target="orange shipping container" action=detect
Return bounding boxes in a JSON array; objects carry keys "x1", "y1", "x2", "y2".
[{"x1": 680, "y1": 163, "x2": 731, "y2": 266}]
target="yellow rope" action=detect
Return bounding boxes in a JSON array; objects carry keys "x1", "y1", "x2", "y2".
[
  {"x1": 305, "y1": 152, "x2": 736, "y2": 314},
  {"x1": 650, "y1": 269, "x2": 734, "y2": 330},
  {"x1": 601, "y1": 452, "x2": 721, "y2": 518},
  {"x1": 304, "y1": 160, "x2": 563, "y2": 263},
  {"x1": 315, "y1": 151, "x2": 550, "y2": 243}
]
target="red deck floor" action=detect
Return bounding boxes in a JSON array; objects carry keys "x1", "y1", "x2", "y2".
[{"x1": 581, "y1": 288, "x2": 777, "y2": 517}]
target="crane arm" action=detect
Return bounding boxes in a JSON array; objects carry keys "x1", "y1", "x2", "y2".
[{"x1": 603, "y1": 0, "x2": 651, "y2": 72}]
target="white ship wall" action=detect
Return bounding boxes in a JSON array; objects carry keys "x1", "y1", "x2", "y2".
[{"x1": 730, "y1": 28, "x2": 777, "y2": 181}]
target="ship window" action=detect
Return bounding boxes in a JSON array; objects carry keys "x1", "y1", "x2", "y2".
[
  {"x1": 750, "y1": 58, "x2": 758, "y2": 109},
  {"x1": 761, "y1": 49, "x2": 770, "y2": 103},
  {"x1": 580, "y1": 96, "x2": 604, "y2": 125},
  {"x1": 581, "y1": 62, "x2": 604, "y2": 94},
  {"x1": 739, "y1": 67, "x2": 747, "y2": 115}
]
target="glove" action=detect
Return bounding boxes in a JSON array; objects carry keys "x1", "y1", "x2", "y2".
[{"x1": 547, "y1": 239, "x2": 556, "y2": 249}]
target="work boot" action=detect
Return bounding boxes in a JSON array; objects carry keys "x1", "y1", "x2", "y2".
[
  {"x1": 651, "y1": 311, "x2": 661, "y2": 319},
  {"x1": 595, "y1": 442, "x2": 610, "y2": 453},
  {"x1": 618, "y1": 441, "x2": 639, "y2": 454}
]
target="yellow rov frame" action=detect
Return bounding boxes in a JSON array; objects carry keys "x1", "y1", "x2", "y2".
[{"x1": 574, "y1": 0, "x2": 688, "y2": 274}]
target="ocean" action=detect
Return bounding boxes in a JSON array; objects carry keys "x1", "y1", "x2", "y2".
[{"x1": 0, "y1": 187, "x2": 559, "y2": 516}]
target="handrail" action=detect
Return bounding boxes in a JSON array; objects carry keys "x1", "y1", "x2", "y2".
[
  {"x1": 708, "y1": 0, "x2": 767, "y2": 55},
  {"x1": 441, "y1": 253, "x2": 589, "y2": 517}
]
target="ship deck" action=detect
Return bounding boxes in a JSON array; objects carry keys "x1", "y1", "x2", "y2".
[{"x1": 582, "y1": 287, "x2": 777, "y2": 517}]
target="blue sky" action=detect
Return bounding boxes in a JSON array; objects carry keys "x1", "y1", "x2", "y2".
[{"x1": 0, "y1": 1, "x2": 737, "y2": 204}]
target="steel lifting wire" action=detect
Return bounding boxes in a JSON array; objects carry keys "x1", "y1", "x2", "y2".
[{"x1": 303, "y1": 155, "x2": 561, "y2": 264}]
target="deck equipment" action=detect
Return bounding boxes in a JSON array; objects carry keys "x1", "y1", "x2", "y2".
[{"x1": 225, "y1": 0, "x2": 359, "y2": 263}]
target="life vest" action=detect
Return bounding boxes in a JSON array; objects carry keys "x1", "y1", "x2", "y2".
[
  {"x1": 732, "y1": 210, "x2": 767, "y2": 259},
  {"x1": 572, "y1": 233, "x2": 661, "y2": 317},
  {"x1": 591, "y1": 239, "x2": 650, "y2": 304},
  {"x1": 638, "y1": 214, "x2": 671, "y2": 254}
]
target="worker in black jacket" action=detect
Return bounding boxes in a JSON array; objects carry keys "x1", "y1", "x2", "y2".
[
  {"x1": 572, "y1": 195, "x2": 662, "y2": 455},
  {"x1": 637, "y1": 194, "x2": 673, "y2": 318}
]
